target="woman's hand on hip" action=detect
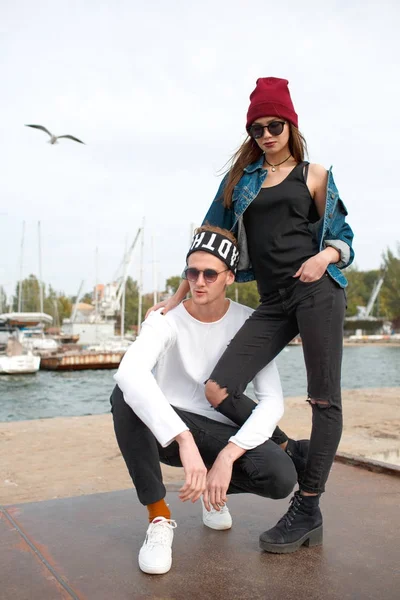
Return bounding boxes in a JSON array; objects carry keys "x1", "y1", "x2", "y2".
[{"x1": 293, "y1": 252, "x2": 330, "y2": 283}]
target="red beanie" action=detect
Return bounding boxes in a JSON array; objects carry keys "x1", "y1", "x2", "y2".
[{"x1": 246, "y1": 77, "x2": 298, "y2": 130}]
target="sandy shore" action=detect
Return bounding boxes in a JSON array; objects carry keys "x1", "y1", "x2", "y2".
[{"x1": 1, "y1": 387, "x2": 399, "y2": 505}]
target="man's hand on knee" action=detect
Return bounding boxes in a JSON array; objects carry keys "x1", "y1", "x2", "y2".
[
  {"x1": 204, "y1": 443, "x2": 246, "y2": 511},
  {"x1": 176, "y1": 431, "x2": 207, "y2": 503}
]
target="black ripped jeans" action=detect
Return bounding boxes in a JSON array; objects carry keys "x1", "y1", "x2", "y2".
[{"x1": 207, "y1": 274, "x2": 346, "y2": 495}]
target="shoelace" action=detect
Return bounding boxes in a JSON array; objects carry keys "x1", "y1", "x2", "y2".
[
  {"x1": 279, "y1": 494, "x2": 302, "y2": 528},
  {"x1": 146, "y1": 519, "x2": 177, "y2": 547}
]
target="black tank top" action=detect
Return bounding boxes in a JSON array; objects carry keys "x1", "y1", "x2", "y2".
[{"x1": 243, "y1": 162, "x2": 320, "y2": 297}]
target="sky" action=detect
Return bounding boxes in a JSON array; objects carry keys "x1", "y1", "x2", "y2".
[{"x1": 1, "y1": 0, "x2": 399, "y2": 303}]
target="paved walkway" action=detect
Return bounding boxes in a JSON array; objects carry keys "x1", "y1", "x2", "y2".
[{"x1": 1, "y1": 461, "x2": 399, "y2": 599}]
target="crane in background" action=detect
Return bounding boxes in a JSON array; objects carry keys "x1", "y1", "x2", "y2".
[
  {"x1": 347, "y1": 270, "x2": 386, "y2": 321},
  {"x1": 70, "y1": 280, "x2": 85, "y2": 324},
  {"x1": 361, "y1": 273, "x2": 385, "y2": 319},
  {"x1": 98, "y1": 228, "x2": 142, "y2": 322},
  {"x1": 66, "y1": 228, "x2": 143, "y2": 339}
]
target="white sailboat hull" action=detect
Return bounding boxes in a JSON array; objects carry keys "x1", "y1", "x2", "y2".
[{"x1": 0, "y1": 354, "x2": 41, "y2": 374}]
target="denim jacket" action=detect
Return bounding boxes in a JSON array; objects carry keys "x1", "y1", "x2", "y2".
[{"x1": 202, "y1": 157, "x2": 354, "y2": 288}]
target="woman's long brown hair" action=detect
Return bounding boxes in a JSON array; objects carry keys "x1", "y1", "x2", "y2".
[{"x1": 222, "y1": 124, "x2": 308, "y2": 208}]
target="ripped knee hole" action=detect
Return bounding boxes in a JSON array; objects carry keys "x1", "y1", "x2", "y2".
[{"x1": 307, "y1": 396, "x2": 331, "y2": 407}]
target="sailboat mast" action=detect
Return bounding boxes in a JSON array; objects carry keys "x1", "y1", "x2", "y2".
[
  {"x1": 152, "y1": 234, "x2": 158, "y2": 306},
  {"x1": 95, "y1": 247, "x2": 99, "y2": 318},
  {"x1": 94, "y1": 247, "x2": 99, "y2": 343},
  {"x1": 137, "y1": 220, "x2": 144, "y2": 334},
  {"x1": 121, "y1": 236, "x2": 128, "y2": 339},
  {"x1": 18, "y1": 221, "x2": 25, "y2": 312},
  {"x1": 38, "y1": 221, "x2": 44, "y2": 314}
]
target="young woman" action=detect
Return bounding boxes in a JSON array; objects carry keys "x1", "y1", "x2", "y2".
[{"x1": 152, "y1": 77, "x2": 354, "y2": 554}]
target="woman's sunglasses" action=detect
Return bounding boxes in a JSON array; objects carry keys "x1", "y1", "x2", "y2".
[
  {"x1": 248, "y1": 120, "x2": 286, "y2": 140},
  {"x1": 183, "y1": 267, "x2": 229, "y2": 283}
]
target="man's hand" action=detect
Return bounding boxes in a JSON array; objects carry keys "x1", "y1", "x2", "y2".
[
  {"x1": 176, "y1": 431, "x2": 207, "y2": 503},
  {"x1": 293, "y1": 247, "x2": 339, "y2": 283},
  {"x1": 203, "y1": 443, "x2": 245, "y2": 511}
]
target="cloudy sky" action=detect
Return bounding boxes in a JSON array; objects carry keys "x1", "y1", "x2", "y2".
[{"x1": 1, "y1": 0, "x2": 399, "y2": 303}]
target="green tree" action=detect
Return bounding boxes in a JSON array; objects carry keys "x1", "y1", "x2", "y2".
[
  {"x1": 43, "y1": 285, "x2": 72, "y2": 326},
  {"x1": 166, "y1": 275, "x2": 181, "y2": 295},
  {"x1": 141, "y1": 293, "x2": 155, "y2": 322},
  {"x1": 44, "y1": 285, "x2": 58, "y2": 325},
  {"x1": 121, "y1": 277, "x2": 140, "y2": 331},
  {"x1": 345, "y1": 266, "x2": 380, "y2": 317},
  {"x1": 117, "y1": 277, "x2": 153, "y2": 334},
  {"x1": 381, "y1": 245, "x2": 400, "y2": 320},
  {"x1": 12, "y1": 274, "x2": 43, "y2": 312},
  {"x1": 0, "y1": 285, "x2": 7, "y2": 312},
  {"x1": 9, "y1": 276, "x2": 72, "y2": 326},
  {"x1": 226, "y1": 281, "x2": 260, "y2": 308},
  {"x1": 80, "y1": 292, "x2": 94, "y2": 305},
  {"x1": 58, "y1": 295, "x2": 73, "y2": 322}
]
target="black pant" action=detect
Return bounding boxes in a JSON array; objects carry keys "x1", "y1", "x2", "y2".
[
  {"x1": 208, "y1": 274, "x2": 346, "y2": 494},
  {"x1": 110, "y1": 385, "x2": 297, "y2": 506}
]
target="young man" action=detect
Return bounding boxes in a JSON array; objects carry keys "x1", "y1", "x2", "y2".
[{"x1": 111, "y1": 226, "x2": 308, "y2": 575}]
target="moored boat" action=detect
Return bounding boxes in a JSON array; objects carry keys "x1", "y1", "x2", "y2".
[
  {"x1": 0, "y1": 332, "x2": 41, "y2": 375},
  {"x1": 0, "y1": 353, "x2": 41, "y2": 374},
  {"x1": 40, "y1": 350, "x2": 124, "y2": 371}
]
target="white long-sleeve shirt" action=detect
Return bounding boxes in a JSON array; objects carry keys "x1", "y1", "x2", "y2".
[{"x1": 114, "y1": 300, "x2": 284, "y2": 451}]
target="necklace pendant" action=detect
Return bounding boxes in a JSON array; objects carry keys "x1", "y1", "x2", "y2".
[{"x1": 271, "y1": 167, "x2": 276, "y2": 172}]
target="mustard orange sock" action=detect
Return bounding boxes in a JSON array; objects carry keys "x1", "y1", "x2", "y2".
[{"x1": 147, "y1": 498, "x2": 171, "y2": 522}]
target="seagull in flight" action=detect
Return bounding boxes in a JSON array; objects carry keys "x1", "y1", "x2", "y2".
[{"x1": 25, "y1": 124, "x2": 85, "y2": 145}]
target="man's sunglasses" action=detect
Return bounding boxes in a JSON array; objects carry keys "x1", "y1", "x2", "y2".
[
  {"x1": 248, "y1": 120, "x2": 286, "y2": 140},
  {"x1": 183, "y1": 267, "x2": 229, "y2": 283}
]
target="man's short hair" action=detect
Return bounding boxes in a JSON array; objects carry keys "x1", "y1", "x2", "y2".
[{"x1": 194, "y1": 224, "x2": 237, "y2": 246}]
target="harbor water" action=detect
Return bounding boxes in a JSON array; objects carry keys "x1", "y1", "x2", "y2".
[{"x1": 0, "y1": 345, "x2": 399, "y2": 422}]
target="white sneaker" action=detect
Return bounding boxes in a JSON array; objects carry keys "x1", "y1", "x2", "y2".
[
  {"x1": 201, "y1": 497, "x2": 232, "y2": 530},
  {"x1": 138, "y1": 517, "x2": 177, "y2": 574}
]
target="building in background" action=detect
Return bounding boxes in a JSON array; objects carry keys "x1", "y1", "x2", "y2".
[{"x1": 62, "y1": 302, "x2": 116, "y2": 346}]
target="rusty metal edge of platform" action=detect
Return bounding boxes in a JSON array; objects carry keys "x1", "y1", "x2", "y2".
[
  {"x1": 335, "y1": 452, "x2": 400, "y2": 477},
  {"x1": 0, "y1": 505, "x2": 81, "y2": 600}
]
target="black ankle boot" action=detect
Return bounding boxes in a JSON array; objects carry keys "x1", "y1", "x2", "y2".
[
  {"x1": 259, "y1": 491, "x2": 323, "y2": 554},
  {"x1": 285, "y1": 439, "x2": 309, "y2": 482}
]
